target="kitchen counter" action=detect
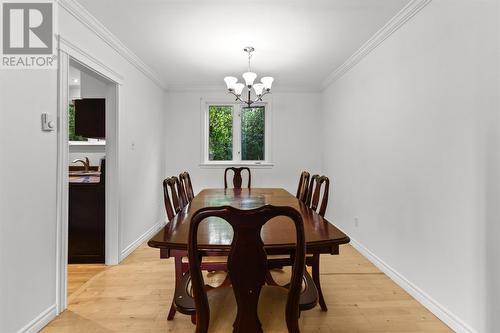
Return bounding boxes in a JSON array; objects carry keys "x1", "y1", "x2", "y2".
[{"x1": 69, "y1": 173, "x2": 101, "y2": 184}]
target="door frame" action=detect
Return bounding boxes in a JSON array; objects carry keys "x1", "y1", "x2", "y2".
[{"x1": 55, "y1": 35, "x2": 123, "y2": 314}]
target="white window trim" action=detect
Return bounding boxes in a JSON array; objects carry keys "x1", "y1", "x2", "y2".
[{"x1": 200, "y1": 99, "x2": 273, "y2": 168}]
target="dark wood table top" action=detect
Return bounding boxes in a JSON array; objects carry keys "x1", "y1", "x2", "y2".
[{"x1": 148, "y1": 188, "x2": 350, "y2": 253}]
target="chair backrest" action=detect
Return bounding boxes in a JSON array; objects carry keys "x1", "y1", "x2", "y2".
[
  {"x1": 295, "y1": 171, "x2": 310, "y2": 203},
  {"x1": 305, "y1": 175, "x2": 329, "y2": 217},
  {"x1": 188, "y1": 205, "x2": 305, "y2": 333},
  {"x1": 98, "y1": 158, "x2": 106, "y2": 186},
  {"x1": 224, "y1": 167, "x2": 251, "y2": 189},
  {"x1": 179, "y1": 171, "x2": 195, "y2": 202},
  {"x1": 163, "y1": 176, "x2": 185, "y2": 221}
]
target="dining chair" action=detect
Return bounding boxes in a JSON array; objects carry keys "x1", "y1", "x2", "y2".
[
  {"x1": 304, "y1": 174, "x2": 330, "y2": 311},
  {"x1": 295, "y1": 171, "x2": 310, "y2": 203},
  {"x1": 162, "y1": 177, "x2": 190, "y2": 222},
  {"x1": 176, "y1": 205, "x2": 308, "y2": 333},
  {"x1": 163, "y1": 176, "x2": 184, "y2": 220},
  {"x1": 224, "y1": 167, "x2": 251, "y2": 189},
  {"x1": 162, "y1": 176, "x2": 189, "y2": 320},
  {"x1": 179, "y1": 171, "x2": 195, "y2": 202},
  {"x1": 304, "y1": 175, "x2": 317, "y2": 207},
  {"x1": 163, "y1": 175, "x2": 229, "y2": 321},
  {"x1": 304, "y1": 175, "x2": 329, "y2": 217}
]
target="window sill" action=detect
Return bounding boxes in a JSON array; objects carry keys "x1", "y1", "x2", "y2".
[
  {"x1": 199, "y1": 162, "x2": 274, "y2": 169},
  {"x1": 69, "y1": 141, "x2": 106, "y2": 146}
]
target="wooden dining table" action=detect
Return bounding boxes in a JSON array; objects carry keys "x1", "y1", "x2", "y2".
[{"x1": 148, "y1": 188, "x2": 350, "y2": 316}]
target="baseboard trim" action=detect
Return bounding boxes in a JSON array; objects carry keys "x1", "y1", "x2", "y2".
[
  {"x1": 120, "y1": 221, "x2": 167, "y2": 261},
  {"x1": 17, "y1": 304, "x2": 57, "y2": 333},
  {"x1": 349, "y1": 238, "x2": 477, "y2": 333}
]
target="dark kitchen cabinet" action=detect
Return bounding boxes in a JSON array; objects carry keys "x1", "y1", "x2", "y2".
[
  {"x1": 74, "y1": 98, "x2": 105, "y2": 139},
  {"x1": 68, "y1": 160, "x2": 105, "y2": 263}
]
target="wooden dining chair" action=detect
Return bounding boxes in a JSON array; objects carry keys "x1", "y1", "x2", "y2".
[
  {"x1": 304, "y1": 174, "x2": 330, "y2": 311},
  {"x1": 163, "y1": 175, "x2": 229, "y2": 321},
  {"x1": 304, "y1": 175, "x2": 317, "y2": 207},
  {"x1": 163, "y1": 176, "x2": 184, "y2": 220},
  {"x1": 295, "y1": 171, "x2": 310, "y2": 203},
  {"x1": 162, "y1": 176, "x2": 189, "y2": 320},
  {"x1": 175, "y1": 205, "x2": 308, "y2": 332},
  {"x1": 224, "y1": 167, "x2": 251, "y2": 189},
  {"x1": 305, "y1": 175, "x2": 329, "y2": 217},
  {"x1": 179, "y1": 171, "x2": 195, "y2": 202}
]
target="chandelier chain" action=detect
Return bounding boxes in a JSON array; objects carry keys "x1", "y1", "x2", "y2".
[{"x1": 247, "y1": 49, "x2": 252, "y2": 72}]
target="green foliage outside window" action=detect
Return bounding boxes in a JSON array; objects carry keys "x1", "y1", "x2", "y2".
[
  {"x1": 208, "y1": 105, "x2": 266, "y2": 161},
  {"x1": 241, "y1": 107, "x2": 265, "y2": 160},
  {"x1": 209, "y1": 106, "x2": 233, "y2": 160},
  {"x1": 68, "y1": 104, "x2": 86, "y2": 141}
]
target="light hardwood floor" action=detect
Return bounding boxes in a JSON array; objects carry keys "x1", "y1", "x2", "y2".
[
  {"x1": 42, "y1": 243, "x2": 452, "y2": 332},
  {"x1": 67, "y1": 264, "x2": 107, "y2": 297}
]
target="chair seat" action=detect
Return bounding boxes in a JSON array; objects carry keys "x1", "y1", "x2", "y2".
[
  {"x1": 207, "y1": 285, "x2": 293, "y2": 333},
  {"x1": 174, "y1": 270, "x2": 318, "y2": 316}
]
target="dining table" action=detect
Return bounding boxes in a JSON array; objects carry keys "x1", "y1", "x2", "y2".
[{"x1": 148, "y1": 187, "x2": 350, "y2": 317}]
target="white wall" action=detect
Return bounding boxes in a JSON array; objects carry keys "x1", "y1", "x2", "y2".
[
  {"x1": 69, "y1": 86, "x2": 80, "y2": 100},
  {"x1": 0, "y1": 3, "x2": 166, "y2": 332},
  {"x1": 320, "y1": 1, "x2": 498, "y2": 332},
  {"x1": 0, "y1": 70, "x2": 58, "y2": 333},
  {"x1": 164, "y1": 91, "x2": 322, "y2": 207},
  {"x1": 485, "y1": 4, "x2": 500, "y2": 331}
]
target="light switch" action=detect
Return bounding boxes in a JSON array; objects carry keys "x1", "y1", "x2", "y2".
[{"x1": 41, "y1": 113, "x2": 55, "y2": 131}]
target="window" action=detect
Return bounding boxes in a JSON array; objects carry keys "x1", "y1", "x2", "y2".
[
  {"x1": 209, "y1": 105, "x2": 233, "y2": 161},
  {"x1": 203, "y1": 102, "x2": 271, "y2": 166},
  {"x1": 241, "y1": 106, "x2": 265, "y2": 160},
  {"x1": 68, "y1": 103, "x2": 86, "y2": 141}
]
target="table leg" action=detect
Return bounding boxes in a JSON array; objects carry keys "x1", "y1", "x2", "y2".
[{"x1": 312, "y1": 253, "x2": 328, "y2": 311}]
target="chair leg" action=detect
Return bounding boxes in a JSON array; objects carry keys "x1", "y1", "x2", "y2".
[
  {"x1": 167, "y1": 254, "x2": 184, "y2": 320},
  {"x1": 312, "y1": 253, "x2": 328, "y2": 311},
  {"x1": 286, "y1": 314, "x2": 301, "y2": 333},
  {"x1": 167, "y1": 302, "x2": 176, "y2": 321}
]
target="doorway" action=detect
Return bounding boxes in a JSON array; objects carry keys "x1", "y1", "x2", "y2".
[
  {"x1": 66, "y1": 61, "x2": 108, "y2": 297},
  {"x1": 56, "y1": 46, "x2": 121, "y2": 313}
]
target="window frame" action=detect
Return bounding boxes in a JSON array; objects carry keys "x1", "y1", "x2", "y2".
[{"x1": 200, "y1": 100, "x2": 273, "y2": 168}]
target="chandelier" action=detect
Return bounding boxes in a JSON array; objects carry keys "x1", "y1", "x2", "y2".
[{"x1": 224, "y1": 47, "x2": 274, "y2": 107}]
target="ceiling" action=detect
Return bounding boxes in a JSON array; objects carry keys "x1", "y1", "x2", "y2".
[{"x1": 77, "y1": 0, "x2": 410, "y2": 91}]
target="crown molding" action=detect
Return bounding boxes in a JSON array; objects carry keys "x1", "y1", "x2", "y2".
[
  {"x1": 56, "y1": 0, "x2": 167, "y2": 90},
  {"x1": 166, "y1": 83, "x2": 320, "y2": 93},
  {"x1": 58, "y1": 35, "x2": 124, "y2": 84},
  {"x1": 320, "y1": 0, "x2": 432, "y2": 90}
]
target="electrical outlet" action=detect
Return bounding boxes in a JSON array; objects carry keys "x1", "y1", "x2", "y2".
[{"x1": 354, "y1": 218, "x2": 359, "y2": 227}]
